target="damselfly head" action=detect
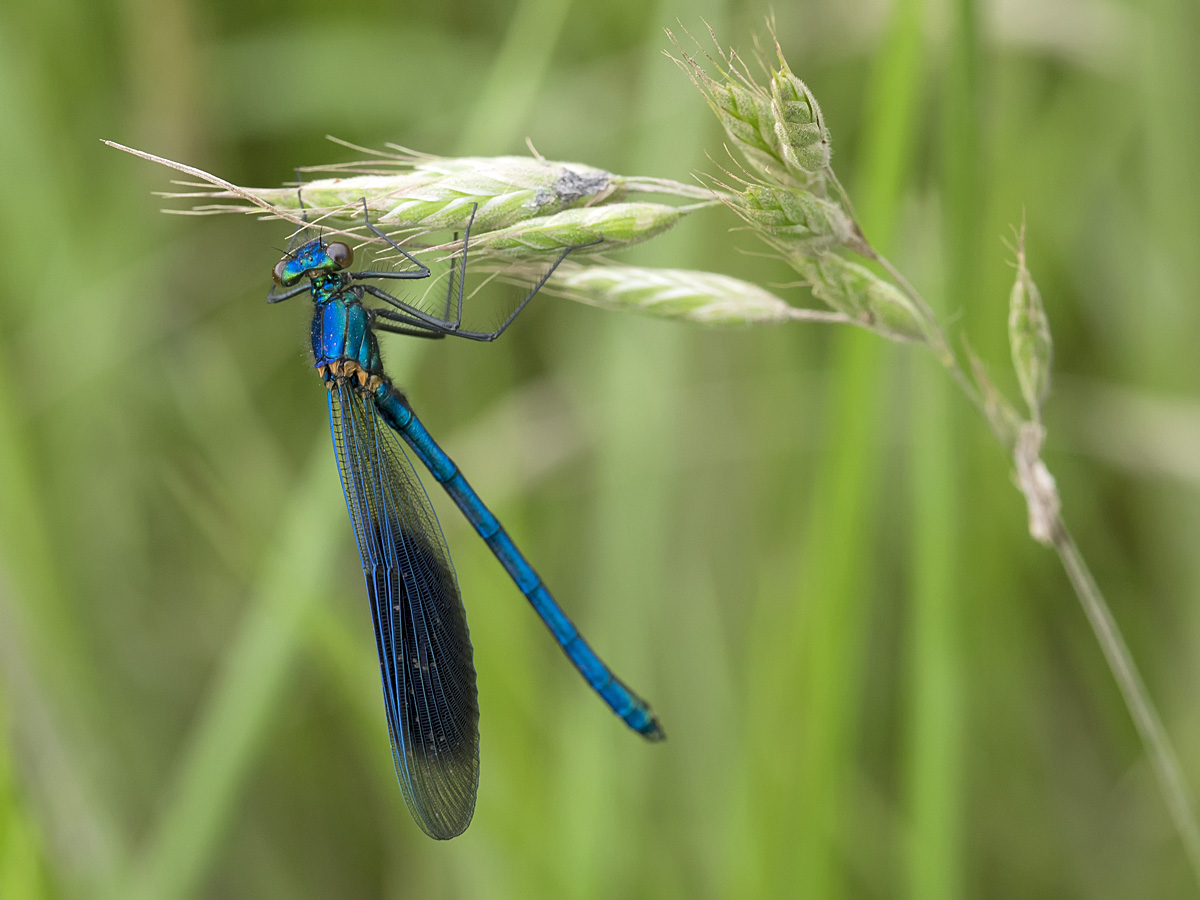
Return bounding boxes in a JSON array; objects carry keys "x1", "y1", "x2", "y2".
[{"x1": 272, "y1": 239, "x2": 355, "y2": 286}]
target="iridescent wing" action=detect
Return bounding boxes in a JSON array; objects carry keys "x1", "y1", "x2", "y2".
[{"x1": 328, "y1": 382, "x2": 479, "y2": 839}]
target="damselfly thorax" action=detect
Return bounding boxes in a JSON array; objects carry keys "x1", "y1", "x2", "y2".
[
  {"x1": 272, "y1": 239, "x2": 385, "y2": 393},
  {"x1": 309, "y1": 282, "x2": 385, "y2": 394}
]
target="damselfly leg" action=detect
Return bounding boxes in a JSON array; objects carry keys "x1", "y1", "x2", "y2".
[{"x1": 354, "y1": 200, "x2": 601, "y2": 342}]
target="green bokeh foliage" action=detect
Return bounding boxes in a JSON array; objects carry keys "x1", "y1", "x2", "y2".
[{"x1": 1, "y1": 0, "x2": 1199, "y2": 897}]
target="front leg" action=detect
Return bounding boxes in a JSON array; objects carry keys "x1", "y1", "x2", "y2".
[
  {"x1": 350, "y1": 198, "x2": 431, "y2": 281},
  {"x1": 266, "y1": 282, "x2": 311, "y2": 304},
  {"x1": 369, "y1": 307, "x2": 447, "y2": 340},
  {"x1": 353, "y1": 203, "x2": 480, "y2": 332}
]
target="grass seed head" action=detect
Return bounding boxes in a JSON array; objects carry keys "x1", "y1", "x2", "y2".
[
  {"x1": 731, "y1": 184, "x2": 855, "y2": 253},
  {"x1": 463, "y1": 203, "x2": 683, "y2": 257},
  {"x1": 1007, "y1": 226, "x2": 1052, "y2": 419},
  {"x1": 544, "y1": 263, "x2": 806, "y2": 325},
  {"x1": 794, "y1": 252, "x2": 929, "y2": 343},
  {"x1": 668, "y1": 29, "x2": 798, "y2": 188},
  {"x1": 248, "y1": 156, "x2": 621, "y2": 234},
  {"x1": 703, "y1": 80, "x2": 783, "y2": 184},
  {"x1": 769, "y1": 63, "x2": 831, "y2": 185}
]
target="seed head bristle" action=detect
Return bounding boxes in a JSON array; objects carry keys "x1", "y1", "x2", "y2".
[{"x1": 666, "y1": 27, "x2": 794, "y2": 188}]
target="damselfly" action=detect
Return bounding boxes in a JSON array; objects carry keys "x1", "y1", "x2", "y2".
[{"x1": 267, "y1": 199, "x2": 663, "y2": 839}]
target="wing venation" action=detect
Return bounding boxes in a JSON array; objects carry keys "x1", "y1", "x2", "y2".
[{"x1": 329, "y1": 383, "x2": 479, "y2": 839}]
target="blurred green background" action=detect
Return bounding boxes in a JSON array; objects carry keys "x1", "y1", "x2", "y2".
[{"x1": 3, "y1": 0, "x2": 1200, "y2": 897}]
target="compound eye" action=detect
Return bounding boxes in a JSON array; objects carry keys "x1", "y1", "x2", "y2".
[
  {"x1": 326, "y1": 242, "x2": 354, "y2": 269},
  {"x1": 272, "y1": 258, "x2": 290, "y2": 286}
]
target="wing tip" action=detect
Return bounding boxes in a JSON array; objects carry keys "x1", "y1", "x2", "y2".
[
  {"x1": 418, "y1": 812, "x2": 475, "y2": 841},
  {"x1": 401, "y1": 773, "x2": 480, "y2": 840}
]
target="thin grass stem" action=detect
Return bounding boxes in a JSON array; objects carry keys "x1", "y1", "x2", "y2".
[{"x1": 1052, "y1": 519, "x2": 1200, "y2": 884}]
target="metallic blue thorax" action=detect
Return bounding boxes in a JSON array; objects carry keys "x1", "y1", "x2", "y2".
[{"x1": 308, "y1": 275, "x2": 383, "y2": 383}]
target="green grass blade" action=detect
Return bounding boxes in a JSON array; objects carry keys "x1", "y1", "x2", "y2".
[
  {"x1": 855, "y1": 0, "x2": 927, "y2": 235},
  {"x1": 455, "y1": 0, "x2": 575, "y2": 155},
  {"x1": 906, "y1": 358, "x2": 962, "y2": 900},
  {"x1": 758, "y1": 1, "x2": 930, "y2": 895},
  {"x1": 900, "y1": 0, "x2": 973, "y2": 898},
  {"x1": 0, "y1": 23, "x2": 130, "y2": 883},
  {"x1": 784, "y1": 334, "x2": 888, "y2": 899},
  {"x1": 118, "y1": 440, "x2": 346, "y2": 900},
  {"x1": 0, "y1": 699, "x2": 52, "y2": 900},
  {"x1": 545, "y1": 5, "x2": 726, "y2": 896}
]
